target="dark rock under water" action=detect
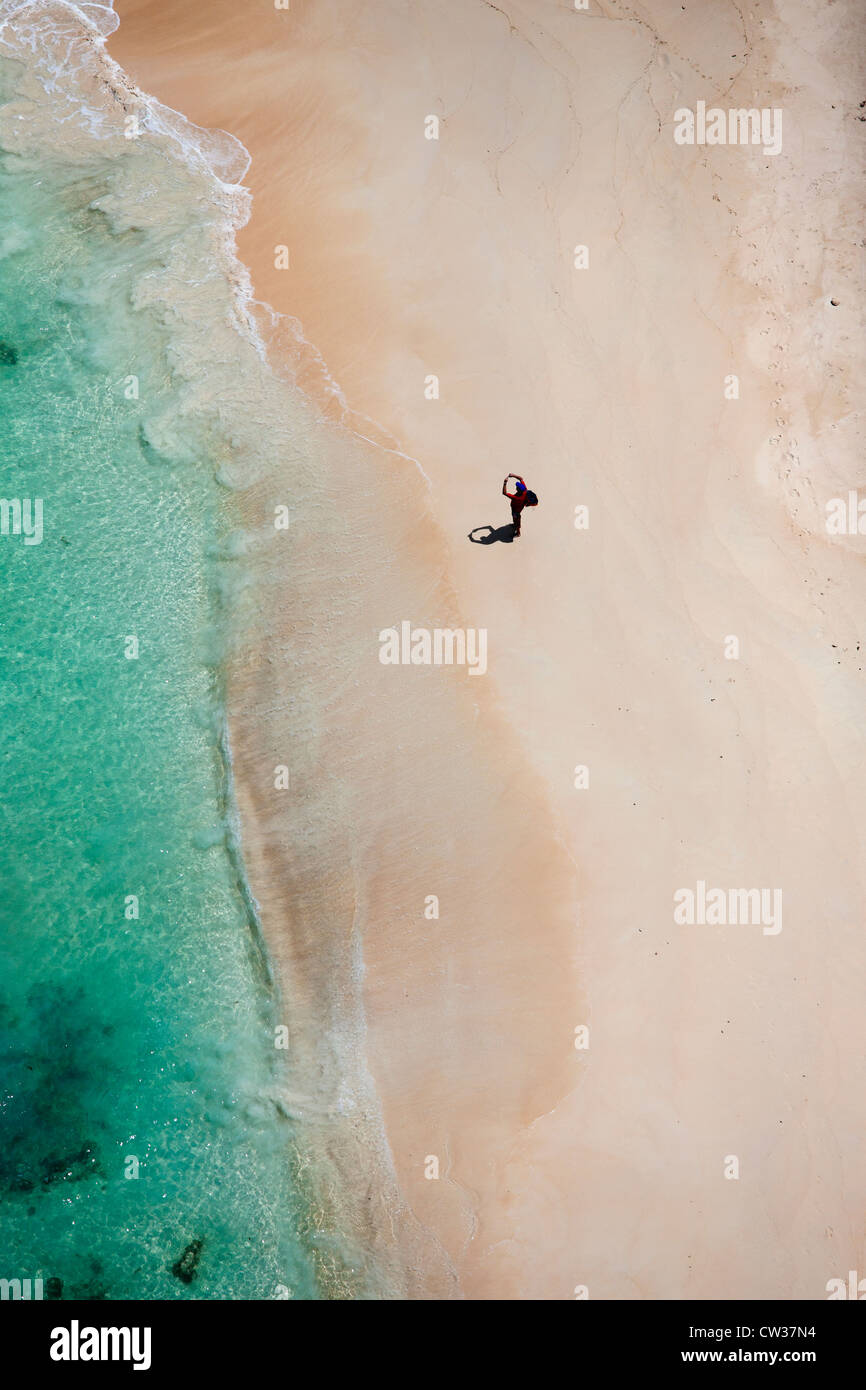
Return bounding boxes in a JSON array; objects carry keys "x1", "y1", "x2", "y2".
[{"x1": 170, "y1": 1238, "x2": 204, "y2": 1285}]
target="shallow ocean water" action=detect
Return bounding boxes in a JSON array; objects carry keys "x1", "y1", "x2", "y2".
[{"x1": 0, "y1": 17, "x2": 320, "y2": 1301}]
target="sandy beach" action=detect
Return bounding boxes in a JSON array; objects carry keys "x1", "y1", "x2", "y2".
[{"x1": 109, "y1": 0, "x2": 866, "y2": 1299}]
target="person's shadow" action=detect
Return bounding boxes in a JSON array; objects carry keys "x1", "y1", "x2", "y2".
[{"x1": 468, "y1": 523, "x2": 515, "y2": 545}]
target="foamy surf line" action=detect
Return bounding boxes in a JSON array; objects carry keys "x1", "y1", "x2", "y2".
[
  {"x1": 0, "y1": 10, "x2": 337, "y2": 1296},
  {"x1": 0, "y1": 0, "x2": 428, "y2": 1299},
  {"x1": 0, "y1": 0, "x2": 250, "y2": 177},
  {"x1": 1, "y1": 0, "x2": 431, "y2": 486}
]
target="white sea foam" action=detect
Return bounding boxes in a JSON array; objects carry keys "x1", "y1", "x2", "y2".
[
  {"x1": 0, "y1": 0, "x2": 431, "y2": 489},
  {"x1": 0, "y1": 1, "x2": 248, "y2": 178}
]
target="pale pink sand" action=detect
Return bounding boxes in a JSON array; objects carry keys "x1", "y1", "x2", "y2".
[{"x1": 110, "y1": 0, "x2": 866, "y2": 1298}]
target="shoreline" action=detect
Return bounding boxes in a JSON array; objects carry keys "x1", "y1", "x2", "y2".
[
  {"x1": 2, "y1": 0, "x2": 427, "y2": 1297},
  {"x1": 105, "y1": 0, "x2": 591, "y2": 1300},
  {"x1": 0, "y1": 1, "x2": 332, "y2": 1297}
]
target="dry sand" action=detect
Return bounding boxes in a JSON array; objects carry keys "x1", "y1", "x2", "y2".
[{"x1": 110, "y1": 0, "x2": 866, "y2": 1298}]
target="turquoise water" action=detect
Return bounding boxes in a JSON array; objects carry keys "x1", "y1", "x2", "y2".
[{"x1": 0, "y1": 49, "x2": 319, "y2": 1299}]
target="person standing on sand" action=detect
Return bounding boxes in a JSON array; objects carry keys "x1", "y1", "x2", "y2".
[{"x1": 502, "y1": 473, "x2": 538, "y2": 538}]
